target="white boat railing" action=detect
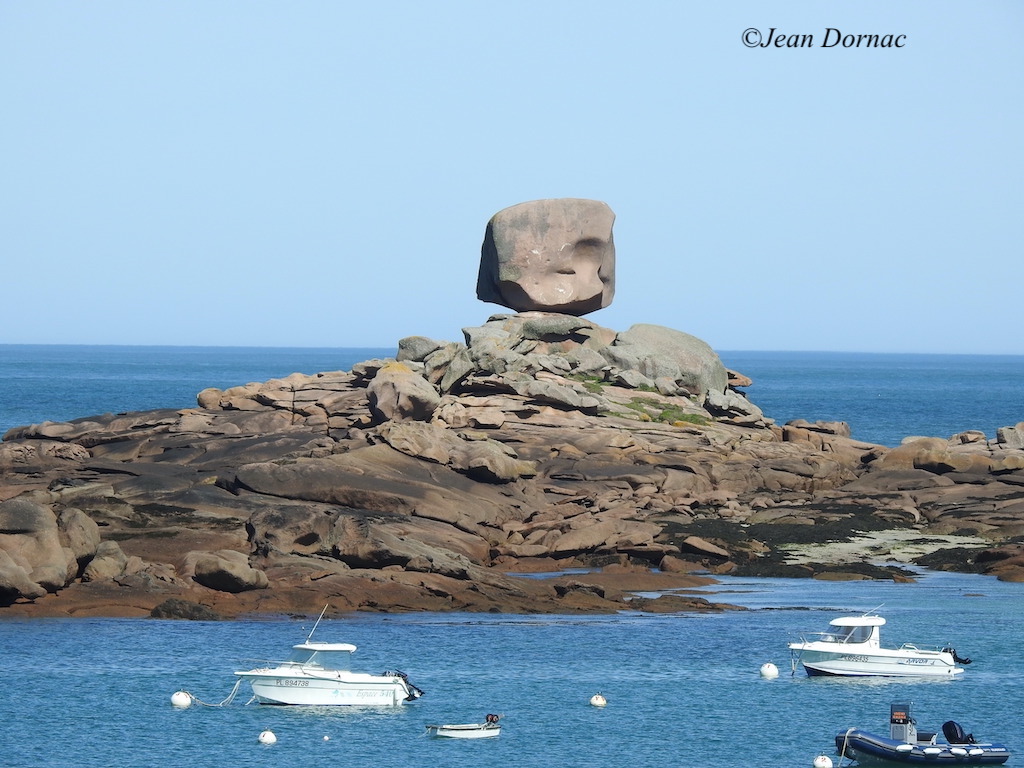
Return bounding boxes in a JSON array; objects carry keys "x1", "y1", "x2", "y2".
[
  {"x1": 897, "y1": 644, "x2": 950, "y2": 655},
  {"x1": 793, "y1": 632, "x2": 851, "y2": 645}
]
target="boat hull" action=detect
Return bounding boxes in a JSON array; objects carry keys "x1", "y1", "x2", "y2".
[
  {"x1": 238, "y1": 673, "x2": 412, "y2": 706},
  {"x1": 795, "y1": 649, "x2": 962, "y2": 678},
  {"x1": 836, "y1": 729, "x2": 1010, "y2": 765},
  {"x1": 426, "y1": 724, "x2": 500, "y2": 739}
]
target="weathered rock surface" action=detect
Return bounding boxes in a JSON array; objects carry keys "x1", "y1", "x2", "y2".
[
  {"x1": 82, "y1": 541, "x2": 129, "y2": 582},
  {"x1": 2, "y1": 315, "x2": 1023, "y2": 618},
  {"x1": 187, "y1": 549, "x2": 269, "y2": 593},
  {"x1": 0, "y1": 498, "x2": 74, "y2": 596},
  {"x1": 477, "y1": 199, "x2": 615, "y2": 315}
]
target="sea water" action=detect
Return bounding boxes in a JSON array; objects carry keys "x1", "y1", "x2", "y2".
[
  {"x1": 1, "y1": 346, "x2": 1023, "y2": 767},
  {"x1": 0, "y1": 345, "x2": 394, "y2": 437},
  {"x1": 0, "y1": 571, "x2": 1020, "y2": 768},
  {"x1": 719, "y1": 351, "x2": 1024, "y2": 448}
]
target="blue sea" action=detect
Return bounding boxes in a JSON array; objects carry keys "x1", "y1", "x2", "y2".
[
  {"x1": 718, "y1": 351, "x2": 1024, "y2": 448},
  {"x1": 0, "y1": 572, "x2": 1021, "y2": 768},
  {"x1": 0, "y1": 345, "x2": 394, "y2": 440},
  {"x1": 1, "y1": 345, "x2": 1024, "y2": 768}
]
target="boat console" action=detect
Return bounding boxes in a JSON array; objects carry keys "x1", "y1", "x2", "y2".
[{"x1": 890, "y1": 702, "x2": 935, "y2": 744}]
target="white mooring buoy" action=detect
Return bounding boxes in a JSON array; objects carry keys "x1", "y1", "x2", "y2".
[
  {"x1": 258, "y1": 730, "x2": 277, "y2": 745},
  {"x1": 590, "y1": 693, "x2": 607, "y2": 707},
  {"x1": 171, "y1": 691, "x2": 192, "y2": 709},
  {"x1": 760, "y1": 662, "x2": 780, "y2": 679},
  {"x1": 813, "y1": 754, "x2": 834, "y2": 768}
]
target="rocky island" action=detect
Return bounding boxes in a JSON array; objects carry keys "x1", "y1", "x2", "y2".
[{"x1": 2, "y1": 199, "x2": 1024, "y2": 619}]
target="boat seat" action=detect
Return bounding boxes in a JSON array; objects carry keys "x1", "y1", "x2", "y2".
[
  {"x1": 942, "y1": 721, "x2": 976, "y2": 744},
  {"x1": 917, "y1": 731, "x2": 937, "y2": 744}
]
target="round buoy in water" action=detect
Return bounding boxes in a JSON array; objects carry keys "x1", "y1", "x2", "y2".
[
  {"x1": 813, "y1": 754, "x2": 834, "y2": 768},
  {"x1": 171, "y1": 691, "x2": 192, "y2": 709},
  {"x1": 323, "y1": 736, "x2": 330, "y2": 741},
  {"x1": 590, "y1": 693, "x2": 607, "y2": 707},
  {"x1": 258, "y1": 730, "x2": 277, "y2": 745},
  {"x1": 760, "y1": 662, "x2": 780, "y2": 679}
]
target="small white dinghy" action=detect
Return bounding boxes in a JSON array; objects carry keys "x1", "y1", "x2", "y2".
[{"x1": 426, "y1": 714, "x2": 501, "y2": 739}]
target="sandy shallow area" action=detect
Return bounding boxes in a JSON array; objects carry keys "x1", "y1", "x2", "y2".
[{"x1": 777, "y1": 529, "x2": 989, "y2": 566}]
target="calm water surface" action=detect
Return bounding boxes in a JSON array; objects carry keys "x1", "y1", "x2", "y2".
[
  {"x1": 0, "y1": 345, "x2": 394, "y2": 437},
  {"x1": 1, "y1": 571, "x2": 1020, "y2": 768},
  {"x1": 720, "y1": 351, "x2": 1024, "y2": 447}
]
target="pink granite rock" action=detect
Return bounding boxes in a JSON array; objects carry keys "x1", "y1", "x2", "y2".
[{"x1": 477, "y1": 198, "x2": 615, "y2": 314}]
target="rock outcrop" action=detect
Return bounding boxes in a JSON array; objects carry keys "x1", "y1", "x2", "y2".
[{"x1": 2, "y1": 323, "x2": 1023, "y2": 616}]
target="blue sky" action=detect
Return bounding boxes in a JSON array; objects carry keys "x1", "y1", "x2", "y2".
[{"x1": 3, "y1": 2, "x2": 1021, "y2": 353}]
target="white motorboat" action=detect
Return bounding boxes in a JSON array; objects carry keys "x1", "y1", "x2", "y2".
[
  {"x1": 234, "y1": 642, "x2": 423, "y2": 705},
  {"x1": 426, "y1": 715, "x2": 501, "y2": 739},
  {"x1": 233, "y1": 609, "x2": 423, "y2": 706},
  {"x1": 789, "y1": 612, "x2": 970, "y2": 677}
]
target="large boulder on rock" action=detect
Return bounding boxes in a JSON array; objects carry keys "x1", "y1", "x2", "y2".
[
  {"x1": 82, "y1": 540, "x2": 129, "y2": 582},
  {"x1": 57, "y1": 508, "x2": 101, "y2": 575},
  {"x1": 366, "y1": 361, "x2": 440, "y2": 423},
  {"x1": 397, "y1": 336, "x2": 446, "y2": 363},
  {"x1": 603, "y1": 324, "x2": 729, "y2": 398},
  {"x1": 877, "y1": 437, "x2": 998, "y2": 474},
  {"x1": 0, "y1": 498, "x2": 72, "y2": 594},
  {"x1": 997, "y1": 422, "x2": 1024, "y2": 449},
  {"x1": 705, "y1": 389, "x2": 768, "y2": 427},
  {"x1": 477, "y1": 198, "x2": 615, "y2": 315},
  {"x1": 188, "y1": 549, "x2": 268, "y2": 593},
  {"x1": 0, "y1": 548, "x2": 47, "y2": 602}
]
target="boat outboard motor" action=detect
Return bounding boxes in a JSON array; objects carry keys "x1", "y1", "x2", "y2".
[
  {"x1": 890, "y1": 703, "x2": 917, "y2": 743},
  {"x1": 942, "y1": 646, "x2": 972, "y2": 664},
  {"x1": 384, "y1": 669, "x2": 425, "y2": 700},
  {"x1": 942, "y1": 721, "x2": 976, "y2": 744}
]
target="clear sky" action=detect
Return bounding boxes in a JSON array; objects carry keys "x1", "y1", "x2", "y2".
[{"x1": 3, "y1": 2, "x2": 1021, "y2": 353}]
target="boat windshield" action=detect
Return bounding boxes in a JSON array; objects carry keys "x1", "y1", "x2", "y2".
[
  {"x1": 825, "y1": 624, "x2": 874, "y2": 644},
  {"x1": 285, "y1": 648, "x2": 352, "y2": 670}
]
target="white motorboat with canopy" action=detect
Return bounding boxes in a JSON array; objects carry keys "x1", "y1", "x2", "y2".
[
  {"x1": 232, "y1": 607, "x2": 424, "y2": 706},
  {"x1": 789, "y1": 610, "x2": 970, "y2": 677}
]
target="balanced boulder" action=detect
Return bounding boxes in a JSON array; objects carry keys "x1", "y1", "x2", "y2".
[{"x1": 477, "y1": 198, "x2": 615, "y2": 315}]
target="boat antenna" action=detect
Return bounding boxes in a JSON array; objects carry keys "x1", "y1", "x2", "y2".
[
  {"x1": 306, "y1": 604, "x2": 329, "y2": 643},
  {"x1": 863, "y1": 603, "x2": 884, "y2": 616}
]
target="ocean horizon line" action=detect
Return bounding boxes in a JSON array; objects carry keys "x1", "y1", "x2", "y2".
[{"x1": 3, "y1": 342, "x2": 1023, "y2": 359}]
